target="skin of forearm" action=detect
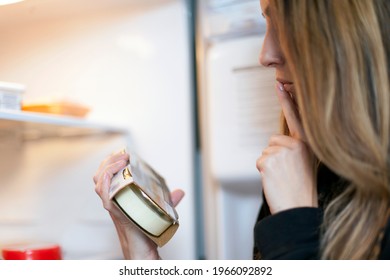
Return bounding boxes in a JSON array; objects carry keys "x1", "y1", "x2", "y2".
[{"x1": 112, "y1": 216, "x2": 160, "y2": 260}]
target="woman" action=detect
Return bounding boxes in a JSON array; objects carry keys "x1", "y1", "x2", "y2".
[
  {"x1": 93, "y1": 0, "x2": 390, "y2": 259},
  {"x1": 255, "y1": 0, "x2": 390, "y2": 259}
]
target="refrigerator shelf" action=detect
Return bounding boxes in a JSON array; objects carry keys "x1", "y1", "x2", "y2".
[{"x1": 0, "y1": 109, "x2": 126, "y2": 141}]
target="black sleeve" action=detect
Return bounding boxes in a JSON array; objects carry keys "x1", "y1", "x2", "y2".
[
  {"x1": 379, "y1": 218, "x2": 390, "y2": 259},
  {"x1": 254, "y1": 207, "x2": 323, "y2": 259}
]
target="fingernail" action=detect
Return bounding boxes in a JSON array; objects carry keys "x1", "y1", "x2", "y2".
[{"x1": 277, "y1": 82, "x2": 284, "y2": 92}]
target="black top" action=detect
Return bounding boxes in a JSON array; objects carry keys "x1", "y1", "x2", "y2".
[{"x1": 253, "y1": 164, "x2": 390, "y2": 259}]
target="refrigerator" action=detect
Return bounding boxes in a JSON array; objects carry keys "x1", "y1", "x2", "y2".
[
  {"x1": 196, "y1": 0, "x2": 281, "y2": 259},
  {"x1": 0, "y1": 0, "x2": 196, "y2": 260},
  {"x1": 0, "y1": 0, "x2": 280, "y2": 260}
]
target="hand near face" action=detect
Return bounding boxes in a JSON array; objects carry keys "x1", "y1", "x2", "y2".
[
  {"x1": 256, "y1": 82, "x2": 317, "y2": 214},
  {"x1": 93, "y1": 152, "x2": 184, "y2": 259}
]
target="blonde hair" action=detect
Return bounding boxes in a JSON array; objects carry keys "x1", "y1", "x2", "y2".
[{"x1": 271, "y1": 0, "x2": 390, "y2": 259}]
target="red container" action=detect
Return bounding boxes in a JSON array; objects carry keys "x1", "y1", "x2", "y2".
[{"x1": 2, "y1": 243, "x2": 62, "y2": 260}]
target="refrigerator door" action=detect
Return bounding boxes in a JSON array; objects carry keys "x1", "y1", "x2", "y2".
[{"x1": 205, "y1": 35, "x2": 280, "y2": 259}]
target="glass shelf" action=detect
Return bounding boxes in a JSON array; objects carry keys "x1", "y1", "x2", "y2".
[{"x1": 0, "y1": 109, "x2": 126, "y2": 141}]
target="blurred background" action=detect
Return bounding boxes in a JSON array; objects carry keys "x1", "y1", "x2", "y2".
[{"x1": 0, "y1": 0, "x2": 280, "y2": 260}]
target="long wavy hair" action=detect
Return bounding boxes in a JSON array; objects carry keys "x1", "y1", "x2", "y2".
[{"x1": 270, "y1": 0, "x2": 390, "y2": 259}]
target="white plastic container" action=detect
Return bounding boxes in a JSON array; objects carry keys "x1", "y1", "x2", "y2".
[{"x1": 0, "y1": 81, "x2": 25, "y2": 110}]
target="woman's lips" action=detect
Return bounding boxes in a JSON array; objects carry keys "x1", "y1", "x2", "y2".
[
  {"x1": 276, "y1": 79, "x2": 294, "y2": 94},
  {"x1": 283, "y1": 83, "x2": 294, "y2": 94}
]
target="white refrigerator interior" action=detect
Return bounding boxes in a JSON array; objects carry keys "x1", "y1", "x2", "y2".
[
  {"x1": 198, "y1": 0, "x2": 280, "y2": 259},
  {"x1": 0, "y1": 0, "x2": 195, "y2": 259}
]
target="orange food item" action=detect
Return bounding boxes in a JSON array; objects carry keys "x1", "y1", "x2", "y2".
[{"x1": 22, "y1": 102, "x2": 90, "y2": 118}]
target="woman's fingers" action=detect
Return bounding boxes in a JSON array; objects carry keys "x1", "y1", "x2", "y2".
[
  {"x1": 170, "y1": 189, "x2": 185, "y2": 207},
  {"x1": 276, "y1": 82, "x2": 306, "y2": 141},
  {"x1": 95, "y1": 160, "x2": 128, "y2": 198},
  {"x1": 268, "y1": 134, "x2": 307, "y2": 151},
  {"x1": 93, "y1": 152, "x2": 129, "y2": 184}
]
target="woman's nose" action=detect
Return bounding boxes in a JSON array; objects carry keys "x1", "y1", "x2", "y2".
[{"x1": 259, "y1": 33, "x2": 284, "y2": 68}]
